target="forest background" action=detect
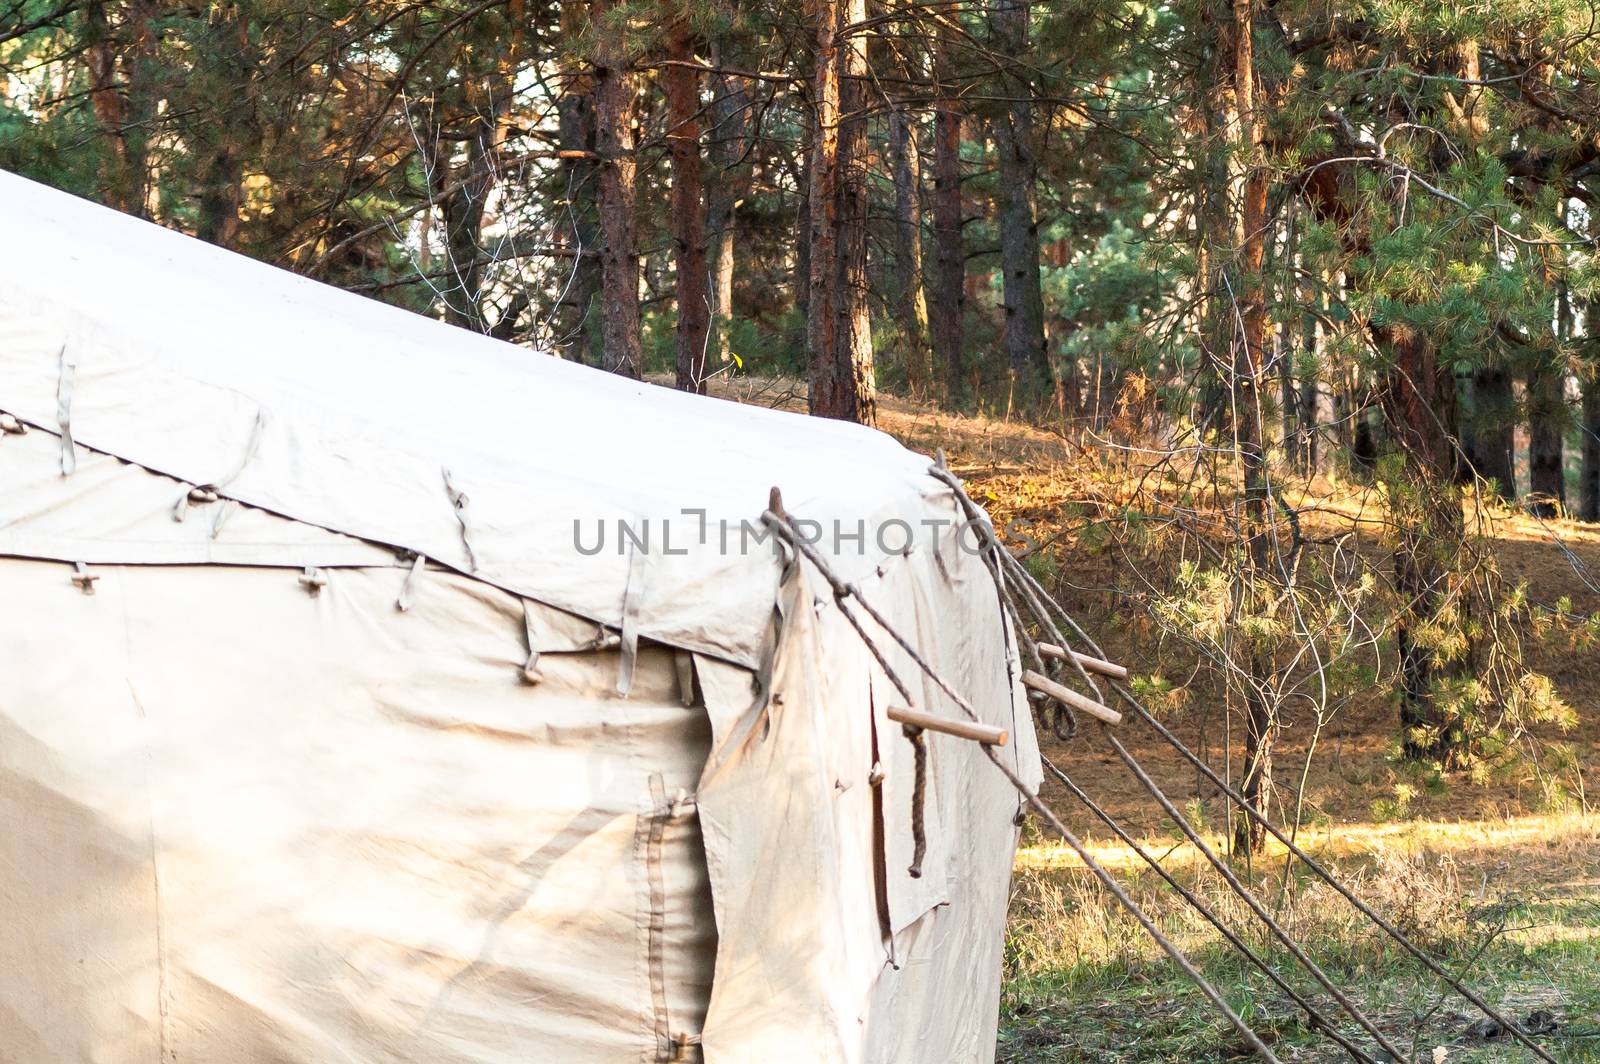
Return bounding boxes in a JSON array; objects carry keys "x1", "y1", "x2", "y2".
[{"x1": 5, "y1": 0, "x2": 1600, "y2": 1057}]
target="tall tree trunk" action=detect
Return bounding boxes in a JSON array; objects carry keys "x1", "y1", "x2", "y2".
[
  {"x1": 706, "y1": 40, "x2": 751, "y2": 368},
  {"x1": 1279, "y1": 318, "x2": 1297, "y2": 461},
  {"x1": 437, "y1": 98, "x2": 504, "y2": 332},
  {"x1": 1299, "y1": 8, "x2": 1478, "y2": 766},
  {"x1": 1530, "y1": 278, "x2": 1572, "y2": 514},
  {"x1": 1433, "y1": 38, "x2": 1514, "y2": 501},
  {"x1": 1528, "y1": 353, "x2": 1567, "y2": 515},
  {"x1": 592, "y1": 0, "x2": 642, "y2": 378},
  {"x1": 1583, "y1": 368, "x2": 1600, "y2": 523},
  {"x1": 1300, "y1": 372, "x2": 1322, "y2": 471},
  {"x1": 1092, "y1": 354, "x2": 1123, "y2": 431},
  {"x1": 1378, "y1": 322, "x2": 1469, "y2": 764},
  {"x1": 555, "y1": 51, "x2": 603, "y2": 365},
  {"x1": 86, "y1": 1, "x2": 132, "y2": 213},
  {"x1": 806, "y1": 0, "x2": 843, "y2": 415},
  {"x1": 991, "y1": 0, "x2": 1048, "y2": 404},
  {"x1": 444, "y1": 15, "x2": 522, "y2": 332},
  {"x1": 1462, "y1": 366, "x2": 1516, "y2": 498},
  {"x1": 795, "y1": 144, "x2": 812, "y2": 357},
  {"x1": 889, "y1": 109, "x2": 932, "y2": 400},
  {"x1": 1230, "y1": 0, "x2": 1274, "y2": 854},
  {"x1": 555, "y1": 0, "x2": 601, "y2": 361},
  {"x1": 835, "y1": 0, "x2": 876, "y2": 424},
  {"x1": 1294, "y1": 257, "x2": 1323, "y2": 471},
  {"x1": 1195, "y1": 0, "x2": 1237, "y2": 431},
  {"x1": 85, "y1": 0, "x2": 157, "y2": 218},
  {"x1": 931, "y1": 32, "x2": 966, "y2": 404},
  {"x1": 194, "y1": 3, "x2": 257, "y2": 250},
  {"x1": 1278, "y1": 214, "x2": 1304, "y2": 463},
  {"x1": 1584, "y1": 304, "x2": 1600, "y2": 521},
  {"x1": 806, "y1": 0, "x2": 875, "y2": 423},
  {"x1": 1332, "y1": 367, "x2": 1355, "y2": 464},
  {"x1": 666, "y1": 18, "x2": 710, "y2": 393},
  {"x1": 1046, "y1": 237, "x2": 1080, "y2": 421}
]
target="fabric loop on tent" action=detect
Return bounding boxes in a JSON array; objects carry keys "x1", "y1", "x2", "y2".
[
  {"x1": 668, "y1": 1031, "x2": 703, "y2": 1061},
  {"x1": 171, "y1": 411, "x2": 262, "y2": 522},
  {"x1": 395, "y1": 552, "x2": 426, "y2": 613},
  {"x1": 0, "y1": 411, "x2": 26, "y2": 435},
  {"x1": 172, "y1": 484, "x2": 220, "y2": 523},
  {"x1": 55, "y1": 345, "x2": 76, "y2": 476},
  {"x1": 209, "y1": 499, "x2": 236, "y2": 540},
  {"x1": 519, "y1": 598, "x2": 544, "y2": 683},
  {"x1": 441, "y1": 467, "x2": 477, "y2": 572},
  {"x1": 298, "y1": 566, "x2": 326, "y2": 596},
  {"x1": 664, "y1": 787, "x2": 696, "y2": 819},
  {"x1": 615, "y1": 545, "x2": 646, "y2": 697},
  {"x1": 216, "y1": 410, "x2": 266, "y2": 492}
]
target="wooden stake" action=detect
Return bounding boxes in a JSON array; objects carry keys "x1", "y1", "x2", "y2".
[
  {"x1": 1037, "y1": 643, "x2": 1130, "y2": 681},
  {"x1": 887, "y1": 705, "x2": 1008, "y2": 746},
  {"x1": 1022, "y1": 670, "x2": 1123, "y2": 726}
]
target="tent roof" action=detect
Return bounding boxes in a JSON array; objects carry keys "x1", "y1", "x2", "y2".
[{"x1": 0, "y1": 169, "x2": 950, "y2": 667}]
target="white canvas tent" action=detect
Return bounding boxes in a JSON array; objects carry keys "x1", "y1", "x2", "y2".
[{"x1": 0, "y1": 169, "x2": 1041, "y2": 1063}]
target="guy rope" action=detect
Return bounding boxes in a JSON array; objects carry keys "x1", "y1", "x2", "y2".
[{"x1": 759, "y1": 455, "x2": 1560, "y2": 1064}]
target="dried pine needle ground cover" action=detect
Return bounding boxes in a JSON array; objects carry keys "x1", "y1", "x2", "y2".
[
  {"x1": 709, "y1": 379, "x2": 1600, "y2": 1060},
  {"x1": 889, "y1": 398, "x2": 1600, "y2": 1062}
]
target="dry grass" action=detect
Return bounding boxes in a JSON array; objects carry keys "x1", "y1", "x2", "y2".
[
  {"x1": 705, "y1": 378, "x2": 1600, "y2": 1060},
  {"x1": 864, "y1": 388, "x2": 1600, "y2": 1062},
  {"x1": 1002, "y1": 815, "x2": 1600, "y2": 1062},
  {"x1": 860, "y1": 388, "x2": 1600, "y2": 829}
]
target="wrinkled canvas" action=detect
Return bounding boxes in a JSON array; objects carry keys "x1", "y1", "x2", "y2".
[{"x1": 0, "y1": 170, "x2": 1040, "y2": 1063}]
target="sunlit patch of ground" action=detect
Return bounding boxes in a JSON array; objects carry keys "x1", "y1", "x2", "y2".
[
  {"x1": 1002, "y1": 814, "x2": 1600, "y2": 1062},
  {"x1": 1013, "y1": 812, "x2": 1600, "y2": 874}
]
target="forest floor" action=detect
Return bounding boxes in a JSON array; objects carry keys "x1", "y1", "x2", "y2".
[{"x1": 713, "y1": 379, "x2": 1600, "y2": 1062}]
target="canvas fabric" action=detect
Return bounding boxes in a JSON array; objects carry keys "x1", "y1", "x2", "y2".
[{"x1": 0, "y1": 169, "x2": 1040, "y2": 1063}]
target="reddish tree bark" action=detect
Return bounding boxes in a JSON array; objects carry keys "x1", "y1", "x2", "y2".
[
  {"x1": 1231, "y1": 0, "x2": 1275, "y2": 854},
  {"x1": 805, "y1": 0, "x2": 875, "y2": 424}
]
